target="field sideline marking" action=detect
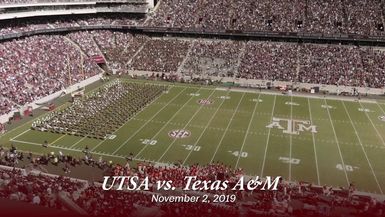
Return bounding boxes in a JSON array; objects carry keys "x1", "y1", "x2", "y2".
[
  {"x1": 289, "y1": 95, "x2": 293, "y2": 181},
  {"x1": 132, "y1": 87, "x2": 202, "y2": 158},
  {"x1": 50, "y1": 134, "x2": 67, "y2": 146},
  {"x1": 182, "y1": 91, "x2": 230, "y2": 165},
  {"x1": 110, "y1": 86, "x2": 188, "y2": 155},
  {"x1": 70, "y1": 136, "x2": 89, "y2": 149},
  {"x1": 260, "y1": 95, "x2": 276, "y2": 177},
  {"x1": 10, "y1": 129, "x2": 31, "y2": 141},
  {"x1": 324, "y1": 99, "x2": 350, "y2": 186},
  {"x1": 210, "y1": 92, "x2": 246, "y2": 163},
  {"x1": 307, "y1": 98, "x2": 321, "y2": 185},
  {"x1": 88, "y1": 86, "x2": 176, "y2": 152},
  {"x1": 343, "y1": 102, "x2": 383, "y2": 194},
  {"x1": 157, "y1": 89, "x2": 217, "y2": 162},
  {"x1": 9, "y1": 139, "x2": 160, "y2": 164},
  {"x1": 235, "y1": 93, "x2": 261, "y2": 169}
]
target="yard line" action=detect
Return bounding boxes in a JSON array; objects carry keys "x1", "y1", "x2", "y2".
[
  {"x1": 324, "y1": 99, "x2": 350, "y2": 186},
  {"x1": 260, "y1": 95, "x2": 276, "y2": 177},
  {"x1": 182, "y1": 91, "x2": 229, "y2": 165},
  {"x1": 342, "y1": 102, "x2": 383, "y2": 194},
  {"x1": 157, "y1": 89, "x2": 217, "y2": 162},
  {"x1": 235, "y1": 93, "x2": 261, "y2": 169},
  {"x1": 10, "y1": 129, "x2": 31, "y2": 140},
  {"x1": 307, "y1": 98, "x2": 321, "y2": 185},
  {"x1": 50, "y1": 134, "x2": 67, "y2": 145},
  {"x1": 69, "y1": 136, "x2": 88, "y2": 148},
  {"x1": 359, "y1": 102, "x2": 385, "y2": 147},
  {"x1": 89, "y1": 86, "x2": 174, "y2": 152},
  {"x1": 11, "y1": 139, "x2": 78, "y2": 150},
  {"x1": 210, "y1": 92, "x2": 246, "y2": 163},
  {"x1": 110, "y1": 86, "x2": 188, "y2": 154},
  {"x1": 376, "y1": 102, "x2": 385, "y2": 119},
  {"x1": 289, "y1": 95, "x2": 293, "y2": 181},
  {"x1": 132, "y1": 87, "x2": 202, "y2": 158}
]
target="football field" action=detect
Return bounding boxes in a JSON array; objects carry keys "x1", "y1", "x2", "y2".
[{"x1": 2, "y1": 79, "x2": 385, "y2": 194}]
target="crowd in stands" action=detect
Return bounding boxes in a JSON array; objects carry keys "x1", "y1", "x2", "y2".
[
  {"x1": 2, "y1": 30, "x2": 385, "y2": 118},
  {"x1": 0, "y1": 14, "x2": 144, "y2": 37},
  {"x1": 0, "y1": 34, "x2": 102, "y2": 116},
  {"x1": 92, "y1": 30, "x2": 148, "y2": 73},
  {"x1": 180, "y1": 39, "x2": 243, "y2": 77},
  {"x1": 238, "y1": 42, "x2": 298, "y2": 82},
  {"x1": 0, "y1": 145, "x2": 384, "y2": 217},
  {"x1": 0, "y1": 0, "x2": 146, "y2": 5},
  {"x1": 67, "y1": 31, "x2": 103, "y2": 57},
  {"x1": 0, "y1": 0, "x2": 383, "y2": 39},
  {"x1": 148, "y1": 0, "x2": 385, "y2": 37},
  {"x1": 129, "y1": 38, "x2": 190, "y2": 73},
  {"x1": 92, "y1": 32, "x2": 385, "y2": 88}
]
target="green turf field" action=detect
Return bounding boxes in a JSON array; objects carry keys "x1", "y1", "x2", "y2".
[{"x1": 1, "y1": 79, "x2": 385, "y2": 194}]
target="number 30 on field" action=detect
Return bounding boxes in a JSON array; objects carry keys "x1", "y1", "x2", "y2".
[{"x1": 184, "y1": 145, "x2": 201, "y2": 151}]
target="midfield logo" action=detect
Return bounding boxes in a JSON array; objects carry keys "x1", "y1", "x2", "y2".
[{"x1": 266, "y1": 117, "x2": 317, "y2": 135}]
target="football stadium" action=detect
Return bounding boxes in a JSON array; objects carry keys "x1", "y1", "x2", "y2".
[{"x1": 0, "y1": 0, "x2": 385, "y2": 217}]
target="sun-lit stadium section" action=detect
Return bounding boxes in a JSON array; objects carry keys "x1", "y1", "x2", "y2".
[{"x1": 2, "y1": 78, "x2": 385, "y2": 193}]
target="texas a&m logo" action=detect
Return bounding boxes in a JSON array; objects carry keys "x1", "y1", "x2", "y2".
[{"x1": 266, "y1": 118, "x2": 317, "y2": 135}]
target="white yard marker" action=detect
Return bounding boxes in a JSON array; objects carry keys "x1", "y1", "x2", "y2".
[
  {"x1": 109, "y1": 86, "x2": 188, "y2": 154},
  {"x1": 324, "y1": 99, "x2": 350, "y2": 186},
  {"x1": 307, "y1": 98, "x2": 321, "y2": 185},
  {"x1": 158, "y1": 89, "x2": 217, "y2": 162},
  {"x1": 133, "y1": 87, "x2": 203, "y2": 158},
  {"x1": 342, "y1": 102, "x2": 383, "y2": 194},
  {"x1": 235, "y1": 93, "x2": 261, "y2": 169},
  {"x1": 260, "y1": 95, "x2": 276, "y2": 177},
  {"x1": 210, "y1": 92, "x2": 246, "y2": 163},
  {"x1": 183, "y1": 91, "x2": 229, "y2": 165}
]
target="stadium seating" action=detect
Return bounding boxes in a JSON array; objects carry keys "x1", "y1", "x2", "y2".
[
  {"x1": 147, "y1": 0, "x2": 385, "y2": 37},
  {"x1": 2, "y1": 30, "x2": 385, "y2": 117},
  {"x1": 0, "y1": 35, "x2": 102, "y2": 115}
]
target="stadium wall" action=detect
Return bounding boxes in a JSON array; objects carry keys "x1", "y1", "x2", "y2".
[{"x1": 0, "y1": 73, "x2": 103, "y2": 124}]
